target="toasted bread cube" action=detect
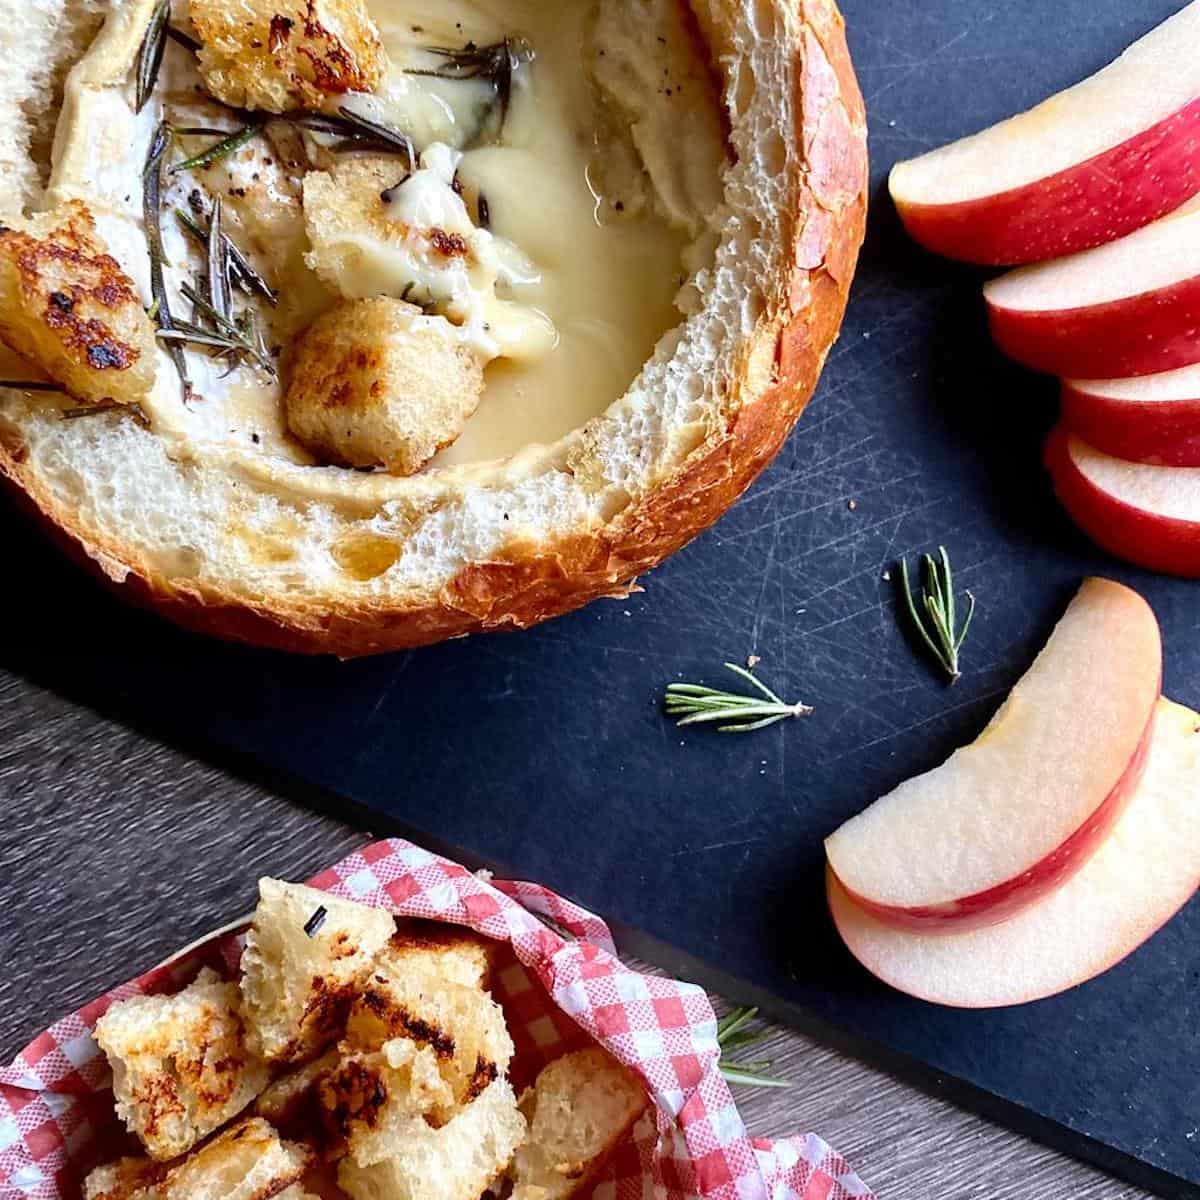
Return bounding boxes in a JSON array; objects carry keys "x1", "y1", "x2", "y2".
[
  {"x1": 284, "y1": 297, "x2": 484, "y2": 474},
  {"x1": 345, "y1": 960, "x2": 513, "y2": 1112},
  {"x1": 253, "y1": 1047, "x2": 341, "y2": 1138},
  {"x1": 382, "y1": 921, "x2": 497, "y2": 990},
  {"x1": 317, "y1": 1038, "x2": 453, "y2": 1163},
  {"x1": 0, "y1": 201, "x2": 155, "y2": 406},
  {"x1": 337, "y1": 1078, "x2": 526, "y2": 1200},
  {"x1": 511, "y1": 1048, "x2": 648, "y2": 1200},
  {"x1": 191, "y1": 0, "x2": 384, "y2": 113},
  {"x1": 93, "y1": 967, "x2": 269, "y2": 1161},
  {"x1": 83, "y1": 1117, "x2": 311, "y2": 1200},
  {"x1": 240, "y1": 879, "x2": 395, "y2": 1065}
]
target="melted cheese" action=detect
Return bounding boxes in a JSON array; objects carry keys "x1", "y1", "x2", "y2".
[{"x1": 43, "y1": 0, "x2": 721, "y2": 483}]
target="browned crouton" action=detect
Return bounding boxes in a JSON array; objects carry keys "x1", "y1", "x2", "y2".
[
  {"x1": 83, "y1": 1116, "x2": 312, "y2": 1200},
  {"x1": 191, "y1": 0, "x2": 384, "y2": 112},
  {"x1": 337, "y1": 1078, "x2": 526, "y2": 1200},
  {"x1": 284, "y1": 298, "x2": 484, "y2": 475},
  {"x1": 382, "y1": 921, "x2": 498, "y2": 991},
  {"x1": 93, "y1": 968, "x2": 269, "y2": 1161},
  {"x1": 0, "y1": 201, "x2": 155, "y2": 406},
  {"x1": 510, "y1": 1048, "x2": 648, "y2": 1200},
  {"x1": 240, "y1": 879, "x2": 395, "y2": 1066},
  {"x1": 345, "y1": 959, "x2": 513, "y2": 1113}
]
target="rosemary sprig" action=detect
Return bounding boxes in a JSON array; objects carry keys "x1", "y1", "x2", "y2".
[
  {"x1": 143, "y1": 122, "x2": 190, "y2": 396},
  {"x1": 288, "y1": 108, "x2": 416, "y2": 167},
  {"x1": 899, "y1": 545, "x2": 975, "y2": 684},
  {"x1": 665, "y1": 663, "x2": 812, "y2": 734},
  {"x1": 407, "y1": 39, "x2": 530, "y2": 134},
  {"x1": 717, "y1": 1007, "x2": 791, "y2": 1089},
  {"x1": 136, "y1": 0, "x2": 170, "y2": 112},
  {"x1": 165, "y1": 282, "x2": 276, "y2": 374},
  {"x1": 175, "y1": 208, "x2": 278, "y2": 305},
  {"x1": 171, "y1": 122, "x2": 262, "y2": 173}
]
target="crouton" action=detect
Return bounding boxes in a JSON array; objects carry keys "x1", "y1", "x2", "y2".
[
  {"x1": 382, "y1": 921, "x2": 497, "y2": 991},
  {"x1": 345, "y1": 960, "x2": 514, "y2": 1111},
  {"x1": 284, "y1": 297, "x2": 484, "y2": 475},
  {"x1": 93, "y1": 967, "x2": 269, "y2": 1162},
  {"x1": 337, "y1": 1078, "x2": 526, "y2": 1200},
  {"x1": 83, "y1": 1117, "x2": 312, "y2": 1200},
  {"x1": 253, "y1": 1048, "x2": 340, "y2": 1138},
  {"x1": 316, "y1": 1038, "x2": 453, "y2": 1162},
  {"x1": 0, "y1": 201, "x2": 155, "y2": 406},
  {"x1": 190, "y1": 0, "x2": 384, "y2": 113},
  {"x1": 240, "y1": 879, "x2": 395, "y2": 1065},
  {"x1": 510, "y1": 1048, "x2": 648, "y2": 1200}
]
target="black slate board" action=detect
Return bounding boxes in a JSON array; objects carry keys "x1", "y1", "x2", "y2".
[{"x1": 4, "y1": 0, "x2": 1200, "y2": 1194}]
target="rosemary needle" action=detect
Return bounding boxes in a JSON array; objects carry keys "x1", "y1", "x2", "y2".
[
  {"x1": 717, "y1": 1007, "x2": 791, "y2": 1089},
  {"x1": 172, "y1": 123, "x2": 262, "y2": 173},
  {"x1": 899, "y1": 545, "x2": 975, "y2": 684},
  {"x1": 135, "y1": 0, "x2": 170, "y2": 112},
  {"x1": 665, "y1": 663, "x2": 811, "y2": 734},
  {"x1": 143, "y1": 122, "x2": 190, "y2": 396}
]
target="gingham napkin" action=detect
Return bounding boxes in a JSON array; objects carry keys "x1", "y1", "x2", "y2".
[{"x1": 0, "y1": 838, "x2": 874, "y2": 1200}]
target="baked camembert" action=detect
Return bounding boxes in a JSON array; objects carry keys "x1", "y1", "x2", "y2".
[{"x1": 2, "y1": 0, "x2": 727, "y2": 483}]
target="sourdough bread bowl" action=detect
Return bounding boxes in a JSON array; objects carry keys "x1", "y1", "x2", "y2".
[{"x1": 0, "y1": 0, "x2": 867, "y2": 655}]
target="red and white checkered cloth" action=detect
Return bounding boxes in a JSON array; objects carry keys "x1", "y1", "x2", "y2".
[{"x1": 0, "y1": 838, "x2": 874, "y2": 1200}]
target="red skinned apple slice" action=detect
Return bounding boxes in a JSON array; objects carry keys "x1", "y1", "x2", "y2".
[
  {"x1": 1061, "y1": 364, "x2": 1200, "y2": 466},
  {"x1": 984, "y1": 202, "x2": 1200, "y2": 379},
  {"x1": 890, "y1": 3, "x2": 1200, "y2": 265},
  {"x1": 1046, "y1": 426, "x2": 1200, "y2": 577},
  {"x1": 828, "y1": 698, "x2": 1200, "y2": 1008},
  {"x1": 824, "y1": 578, "x2": 1160, "y2": 932}
]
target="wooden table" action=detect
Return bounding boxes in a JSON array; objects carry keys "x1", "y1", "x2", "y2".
[{"x1": 0, "y1": 668, "x2": 1151, "y2": 1199}]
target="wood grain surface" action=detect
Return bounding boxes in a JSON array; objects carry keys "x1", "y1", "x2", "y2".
[{"x1": 0, "y1": 667, "x2": 1151, "y2": 1199}]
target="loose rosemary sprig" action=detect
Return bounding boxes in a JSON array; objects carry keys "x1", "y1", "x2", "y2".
[
  {"x1": 899, "y1": 545, "x2": 975, "y2": 684},
  {"x1": 717, "y1": 1007, "x2": 791, "y2": 1089},
  {"x1": 143, "y1": 122, "x2": 191, "y2": 396},
  {"x1": 136, "y1": 0, "x2": 170, "y2": 112},
  {"x1": 665, "y1": 663, "x2": 812, "y2": 734}
]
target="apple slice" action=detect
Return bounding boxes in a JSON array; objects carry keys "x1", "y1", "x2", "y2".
[
  {"x1": 829, "y1": 698, "x2": 1200, "y2": 1008},
  {"x1": 824, "y1": 578, "x2": 1161, "y2": 932},
  {"x1": 984, "y1": 203, "x2": 1200, "y2": 379},
  {"x1": 890, "y1": 3, "x2": 1200, "y2": 265},
  {"x1": 1061, "y1": 364, "x2": 1200, "y2": 466},
  {"x1": 1045, "y1": 426, "x2": 1200, "y2": 577}
]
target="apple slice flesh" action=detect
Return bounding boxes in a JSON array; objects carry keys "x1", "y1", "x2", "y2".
[
  {"x1": 829, "y1": 698, "x2": 1200, "y2": 1008},
  {"x1": 890, "y1": 3, "x2": 1200, "y2": 265},
  {"x1": 1062, "y1": 364, "x2": 1200, "y2": 466},
  {"x1": 984, "y1": 204, "x2": 1200, "y2": 379},
  {"x1": 1046, "y1": 427, "x2": 1200, "y2": 577},
  {"x1": 824, "y1": 578, "x2": 1161, "y2": 931}
]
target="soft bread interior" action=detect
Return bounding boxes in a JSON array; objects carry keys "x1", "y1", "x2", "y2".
[{"x1": 0, "y1": 0, "x2": 813, "y2": 622}]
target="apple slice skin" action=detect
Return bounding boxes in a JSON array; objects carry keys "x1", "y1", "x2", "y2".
[
  {"x1": 894, "y1": 97, "x2": 1200, "y2": 266},
  {"x1": 828, "y1": 699, "x2": 1200, "y2": 1009},
  {"x1": 1045, "y1": 426, "x2": 1200, "y2": 577},
  {"x1": 1061, "y1": 377, "x2": 1200, "y2": 466},
  {"x1": 836, "y1": 701, "x2": 1156, "y2": 934},
  {"x1": 986, "y1": 272, "x2": 1200, "y2": 380}
]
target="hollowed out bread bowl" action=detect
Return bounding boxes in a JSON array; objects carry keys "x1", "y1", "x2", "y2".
[{"x1": 0, "y1": 0, "x2": 867, "y2": 655}]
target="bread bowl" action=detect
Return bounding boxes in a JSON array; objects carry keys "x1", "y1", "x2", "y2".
[{"x1": 0, "y1": 0, "x2": 867, "y2": 656}]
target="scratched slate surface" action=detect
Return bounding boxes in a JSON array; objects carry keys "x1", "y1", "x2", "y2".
[{"x1": 3, "y1": 0, "x2": 1200, "y2": 1194}]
